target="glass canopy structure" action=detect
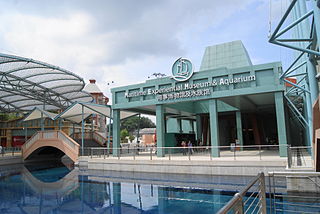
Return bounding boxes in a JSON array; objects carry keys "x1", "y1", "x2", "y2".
[{"x1": 0, "y1": 53, "x2": 93, "y2": 112}]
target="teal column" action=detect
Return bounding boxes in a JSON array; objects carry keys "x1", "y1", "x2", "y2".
[
  {"x1": 177, "y1": 118, "x2": 182, "y2": 133},
  {"x1": 158, "y1": 187, "x2": 165, "y2": 214},
  {"x1": 107, "y1": 116, "x2": 112, "y2": 152},
  {"x1": 236, "y1": 111, "x2": 243, "y2": 149},
  {"x1": 156, "y1": 105, "x2": 165, "y2": 157},
  {"x1": 189, "y1": 120, "x2": 194, "y2": 133},
  {"x1": 112, "y1": 109, "x2": 120, "y2": 157},
  {"x1": 112, "y1": 183, "x2": 121, "y2": 213},
  {"x1": 275, "y1": 92, "x2": 288, "y2": 157},
  {"x1": 209, "y1": 99, "x2": 220, "y2": 157},
  {"x1": 196, "y1": 115, "x2": 202, "y2": 142}
]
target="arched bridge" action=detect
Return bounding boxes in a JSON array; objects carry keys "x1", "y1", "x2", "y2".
[{"x1": 22, "y1": 130, "x2": 80, "y2": 163}]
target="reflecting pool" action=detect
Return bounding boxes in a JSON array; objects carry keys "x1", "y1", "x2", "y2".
[{"x1": 0, "y1": 162, "x2": 255, "y2": 214}]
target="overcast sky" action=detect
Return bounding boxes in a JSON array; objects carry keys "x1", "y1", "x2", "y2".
[{"x1": 0, "y1": 0, "x2": 291, "y2": 98}]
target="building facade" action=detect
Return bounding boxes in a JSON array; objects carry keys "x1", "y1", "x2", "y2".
[{"x1": 111, "y1": 41, "x2": 289, "y2": 157}]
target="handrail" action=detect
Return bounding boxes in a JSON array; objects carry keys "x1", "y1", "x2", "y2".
[
  {"x1": 92, "y1": 131, "x2": 107, "y2": 146},
  {"x1": 57, "y1": 131, "x2": 79, "y2": 149},
  {"x1": 269, "y1": 171, "x2": 320, "y2": 176},
  {"x1": 22, "y1": 130, "x2": 79, "y2": 152},
  {"x1": 22, "y1": 132, "x2": 40, "y2": 150},
  {"x1": 86, "y1": 144, "x2": 287, "y2": 162},
  {"x1": 71, "y1": 130, "x2": 111, "y2": 146},
  {"x1": 217, "y1": 172, "x2": 266, "y2": 214},
  {"x1": 268, "y1": 171, "x2": 320, "y2": 214}
]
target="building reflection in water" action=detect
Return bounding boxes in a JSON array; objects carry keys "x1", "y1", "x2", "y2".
[{"x1": 0, "y1": 165, "x2": 242, "y2": 214}]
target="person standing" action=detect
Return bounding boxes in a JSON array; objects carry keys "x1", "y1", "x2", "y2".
[
  {"x1": 181, "y1": 141, "x2": 186, "y2": 155},
  {"x1": 188, "y1": 141, "x2": 193, "y2": 155}
]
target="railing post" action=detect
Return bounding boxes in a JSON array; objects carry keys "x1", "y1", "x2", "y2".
[
  {"x1": 259, "y1": 173, "x2": 267, "y2": 214},
  {"x1": 287, "y1": 144, "x2": 292, "y2": 168},
  {"x1": 259, "y1": 145, "x2": 262, "y2": 160},
  {"x1": 133, "y1": 147, "x2": 136, "y2": 160},
  {"x1": 90, "y1": 148, "x2": 93, "y2": 159},
  {"x1": 169, "y1": 148, "x2": 171, "y2": 161},
  {"x1": 150, "y1": 147, "x2": 152, "y2": 160},
  {"x1": 268, "y1": 173, "x2": 273, "y2": 214},
  {"x1": 103, "y1": 148, "x2": 105, "y2": 159},
  {"x1": 118, "y1": 148, "x2": 120, "y2": 160},
  {"x1": 233, "y1": 193, "x2": 244, "y2": 214}
]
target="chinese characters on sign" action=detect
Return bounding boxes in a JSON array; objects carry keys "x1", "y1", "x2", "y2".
[
  {"x1": 124, "y1": 74, "x2": 256, "y2": 101},
  {"x1": 157, "y1": 89, "x2": 211, "y2": 101}
]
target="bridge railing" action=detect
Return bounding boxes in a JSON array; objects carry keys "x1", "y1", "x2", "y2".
[
  {"x1": 57, "y1": 131, "x2": 79, "y2": 150},
  {"x1": 72, "y1": 131, "x2": 111, "y2": 146},
  {"x1": 23, "y1": 132, "x2": 40, "y2": 150},
  {"x1": 22, "y1": 130, "x2": 79, "y2": 152},
  {"x1": 92, "y1": 131, "x2": 108, "y2": 146}
]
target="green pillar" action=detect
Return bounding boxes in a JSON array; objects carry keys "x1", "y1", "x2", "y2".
[
  {"x1": 112, "y1": 183, "x2": 121, "y2": 213},
  {"x1": 156, "y1": 105, "x2": 165, "y2": 157},
  {"x1": 236, "y1": 111, "x2": 243, "y2": 149},
  {"x1": 209, "y1": 99, "x2": 220, "y2": 157},
  {"x1": 158, "y1": 187, "x2": 165, "y2": 214},
  {"x1": 112, "y1": 109, "x2": 120, "y2": 157},
  {"x1": 196, "y1": 115, "x2": 202, "y2": 142},
  {"x1": 177, "y1": 118, "x2": 183, "y2": 133},
  {"x1": 275, "y1": 92, "x2": 288, "y2": 157},
  {"x1": 189, "y1": 120, "x2": 195, "y2": 133}
]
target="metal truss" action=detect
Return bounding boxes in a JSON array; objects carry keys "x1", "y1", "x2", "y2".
[{"x1": 269, "y1": 0, "x2": 320, "y2": 147}]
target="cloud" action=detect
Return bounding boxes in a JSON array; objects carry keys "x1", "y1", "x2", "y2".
[{"x1": 0, "y1": 0, "x2": 281, "y2": 96}]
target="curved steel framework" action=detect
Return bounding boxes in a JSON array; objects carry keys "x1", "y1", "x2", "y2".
[{"x1": 0, "y1": 53, "x2": 93, "y2": 112}]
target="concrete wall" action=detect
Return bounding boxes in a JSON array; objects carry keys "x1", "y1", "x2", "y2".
[{"x1": 79, "y1": 157, "x2": 286, "y2": 176}]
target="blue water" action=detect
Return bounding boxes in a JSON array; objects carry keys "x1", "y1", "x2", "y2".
[
  {"x1": 0, "y1": 163, "x2": 251, "y2": 214},
  {"x1": 0, "y1": 163, "x2": 319, "y2": 214}
]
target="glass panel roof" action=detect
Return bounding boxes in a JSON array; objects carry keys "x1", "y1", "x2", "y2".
[{"x1": 0, "y1": 53, "x2": 93, "y2": 112}]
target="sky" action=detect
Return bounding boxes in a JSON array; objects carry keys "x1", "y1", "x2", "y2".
[{"x1": 0, "y1": 0, "x2": 292, "y2": 99}]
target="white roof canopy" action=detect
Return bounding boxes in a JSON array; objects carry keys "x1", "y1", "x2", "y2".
[
  {"x1": 23, "y1": 107, "x2": 58, "y2": 121},
  {"x1": 57, "y1": 102, "x2": 137, "y2": 123},
  {"x1": 0, "y1": 53, "x2": 93, "y2": 112}
]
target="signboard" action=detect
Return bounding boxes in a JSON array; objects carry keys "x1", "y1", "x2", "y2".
[
  {"x1": 125, "y1": 75, "x2": 256, "y2": 101},
  {"x1": 124, "y1": 58, "x2": 256, "y2": 101}
]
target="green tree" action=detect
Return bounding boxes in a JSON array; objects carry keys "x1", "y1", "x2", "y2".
[
  {"x1": 129, "y1": 135, "x2": 135, "y2": 142},
  {"x1": 120, "y1": 129, "x2": 129, "y2": 143},
  {"x1": 121, "y1": 115, "x2": 155, "y2": 134},
  {"x1": 0, "y1": 113, "x2": 22, "y2": 121}
]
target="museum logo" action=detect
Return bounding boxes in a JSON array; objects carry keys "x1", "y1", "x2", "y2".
[{"x1": 171, "y1": 58, "x2": 194, "y2": 82}]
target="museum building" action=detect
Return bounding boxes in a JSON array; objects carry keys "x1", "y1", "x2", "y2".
[{"x1": 111, "y1": 41, "x2": 296, "y2": 157}]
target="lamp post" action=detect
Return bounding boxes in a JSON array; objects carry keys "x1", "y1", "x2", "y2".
[
  {"x1": 106, "y1": 81, "x2": 115, "y2": 152},
  {"x1": 136, "y1": 113, "x2": 141, "y2": 144}
]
